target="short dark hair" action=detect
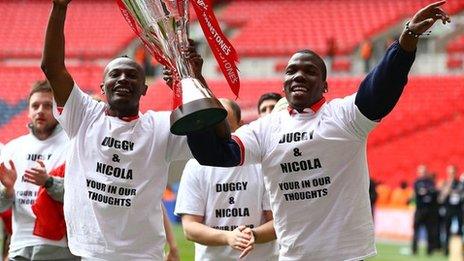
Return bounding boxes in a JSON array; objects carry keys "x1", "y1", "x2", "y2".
[
  {"x1": 257, "y1": 92, "x2": 282, "y2": 111},
  {"x1": 295, "y1": 49, "x2": 327, "y2": 81},
  {"x1": 28, "y1": 80, "x2": 52, "y2": 102},
  {"x1": 220, "y1": 98, "x2": 241, "y2": 123}
]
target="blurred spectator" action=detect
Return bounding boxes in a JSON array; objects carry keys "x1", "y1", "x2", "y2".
[
  {"x1": 389, "y1": 181, "x2": 413, "y2": 207},
  {"x1": 438, "y1": 165, "x2": 462, "y2": 255},
  {"x1": 412, "y1": 165, "x2": 440, "y2": 255},
  {"x1": 360, "y1": 39, "x2": 373, "y2": 73},
  {"x1": 257, "y1": 92, "x2": 282, "y2": 117},
  {"x1": 375, "y1": 183, "x2": 392, "y2": 207}
]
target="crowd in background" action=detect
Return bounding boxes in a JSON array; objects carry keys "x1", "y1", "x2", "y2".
[{"x1": 370, "y1": 164, "x2": 464, "y2": 256}]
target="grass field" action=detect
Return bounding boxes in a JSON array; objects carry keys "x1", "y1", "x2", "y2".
[{"x1": 171, "y1": 224, "x2": 449, "y2": 260}]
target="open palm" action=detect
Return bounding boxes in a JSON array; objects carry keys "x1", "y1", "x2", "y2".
[
  {"x1": 409, "y1": 1, "x2": 451, "y2": 34},
  {"x1": 0, "y1": 161, "x2": 17, "y2": 189}
]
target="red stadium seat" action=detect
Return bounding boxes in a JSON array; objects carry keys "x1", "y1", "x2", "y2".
[
  {"x1": 0, "y1": 64, "x2": 104, "y2": 143},
  {"x1": 0, "y1": 0, "x2": 135, "y2": 59},
  {"x1": 218, "y1": 0, "x2": 464, "y2": 57}
]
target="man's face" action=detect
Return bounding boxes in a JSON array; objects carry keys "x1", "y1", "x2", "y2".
[
  {"x1": 417, "y1": 165, "x2": 427, "y2": 178},
  {"x1": 28, "y1": 91, "x2": 58, "y2": 134},
  {"x1": 101, "y1": 58, "x2": 147, "y2": 112},
  {"x1": 283, "y1": 52, "x2": 327, "y2": 111},
  {"x1": 258, "y1": 99, "x2": 278, "y2": 117}
]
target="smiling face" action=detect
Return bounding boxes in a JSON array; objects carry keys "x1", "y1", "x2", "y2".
[
  {"x1": 283, "y1": 51, "x2": 327, "y2": 111},
  {"x1": 101, "y1": 57, "x2": 147, "y2": 116}
]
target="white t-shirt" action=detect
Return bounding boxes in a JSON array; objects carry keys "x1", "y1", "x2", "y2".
[
  {"x1": 1, "y1": 128, "x2": 69, "y2": 252},
  {"x1": 54, "y1": 85, "x2": 191, "y2": 260},
  {"x1": 233, "y1": 94, "x2": 377, "y2": 261},
  {"x1": 175, "y1": 159, "x2": 278, "y2": 261}
]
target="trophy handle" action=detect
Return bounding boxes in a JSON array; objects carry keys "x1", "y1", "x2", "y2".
[{"x1": 170, "y1": 78, "x2": 227, "y2": 135}]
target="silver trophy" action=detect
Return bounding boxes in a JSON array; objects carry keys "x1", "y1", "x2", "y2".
[{"x1": 117, "y1": 0, "x2": 226, "y2": 135}]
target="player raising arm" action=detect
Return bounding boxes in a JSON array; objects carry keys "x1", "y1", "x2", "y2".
[{"x1": 185, "y1": 2, "x2": 451, "y2": 260}]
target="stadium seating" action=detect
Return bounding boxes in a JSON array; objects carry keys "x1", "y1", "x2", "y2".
[
  {"x1": 219, "y1": 0, "x2": 464, "y2": 57},
  {"x1": 447, "y1": 34, "x2": 464, "y2": 54},
  {"x1": 0, "y1": 0, "x2": 134, "y2": 59},
  {"x1": 0, "y1": 64, "x2": 104, "y2": 142}
]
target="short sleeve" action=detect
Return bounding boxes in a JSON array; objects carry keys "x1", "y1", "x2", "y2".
[
  {"x1": 329, "y1": 94, "x2": 377, "y2": 140},
  {"x1": 174, "y1": 159, "x2": 206, "y2": 216},
  {"x1": 166, "y1": 134, "x2": 191, "y2": 162},
  {"x1": 151, "y1": 112, "x2": 191, "y2": 162},
  {"x1": 53, "y1": 84, "x2": 102, "y2": 138}
]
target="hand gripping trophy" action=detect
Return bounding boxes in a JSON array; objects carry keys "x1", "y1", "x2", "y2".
[{"x1": 117, "y1": 0, "x2": 240, "y2": 135}]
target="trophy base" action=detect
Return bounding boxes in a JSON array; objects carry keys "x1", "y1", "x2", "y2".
[{"x1": 170, "y1": 98, "x2": 227, "y2": 135}]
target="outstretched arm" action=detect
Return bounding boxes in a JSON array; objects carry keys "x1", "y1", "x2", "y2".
[
  {"x1": 41, "y1": 0, "x2": 74, "y2": 106},
  {"x1": 355, "y1": 1, "x2": 450, "y2": 121}
]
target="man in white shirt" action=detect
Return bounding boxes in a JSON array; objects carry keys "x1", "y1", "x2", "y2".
[
  {"x1": 0, "y1": 80, "x2": 76, "y2": 260},
  {"x1": 187, "y1": 2, "x2": 451, "y2": 260},
  {"x1": 175, "y1": 99, "x2": 277, "y2": 260},
  {"x1": 42, "y1": 0, "x2": 207, "y2": 259}
]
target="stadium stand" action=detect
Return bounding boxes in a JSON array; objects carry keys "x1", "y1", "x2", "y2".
[
  {"x1": 0, "y1": 0, "x2": 133, "y2": 59},
  {"x1": 446, "y1": 33, "x2": 464, "y2": 70},
  {"x1": 447, "y1": 34, "x2": 464, "y2": 54},
  {"x1": 219, "y1": 0, "x2": 464, "y2": 57},
  {"x1": 0, "y1": 65, "x2": 104, "y2": 142}
]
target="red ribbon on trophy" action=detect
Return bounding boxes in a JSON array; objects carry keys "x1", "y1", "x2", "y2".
[{"x1": 191, "y1": 0, "x2": 240, "y2": 98}]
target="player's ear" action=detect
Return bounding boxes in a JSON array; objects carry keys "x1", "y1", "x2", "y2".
[
  {"x1": 141, "y1": 84, "x2": 148, "y2": 96},
  {"x1": 100, "y1": 83, "x2": 105, "y2": 95}
]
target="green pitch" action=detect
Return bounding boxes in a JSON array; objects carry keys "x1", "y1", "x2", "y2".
[{"x1": 171, "y1": 224, "x2": 448, "y2": 260}]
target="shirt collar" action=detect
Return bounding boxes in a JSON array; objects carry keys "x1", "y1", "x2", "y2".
[
  {"x1": 105, "y1": 109, "x2": 140, "y2": 122},
  {"x1": 287, "y1": 97, "x2": 326, "y2": 116}
]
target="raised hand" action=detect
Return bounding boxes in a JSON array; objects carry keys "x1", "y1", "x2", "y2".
[
  {"x1": 163, "y1": 39, "x2": 206, "y2": 89},
  {"x1": 226, "y1": 225, "x2": 253, "y2": 252},
  {"x1": 23, "y1": 160, "x2": 50, "y2": 187},
  {"x1": 239, "y1": 227, "x2": 255, "y2": 259},
  {"x1": 408, "y1": 1, "x2": 450, "y2": 35},
  {"x1": 0, "y1": 160, "x2": 17, "y2": 195},
  {"x1": 162, "y1": 66, "x2": 174, "y2": 89},
  {"x1": 182, "y1": 39, "x2": 204, "y2": 79}
]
